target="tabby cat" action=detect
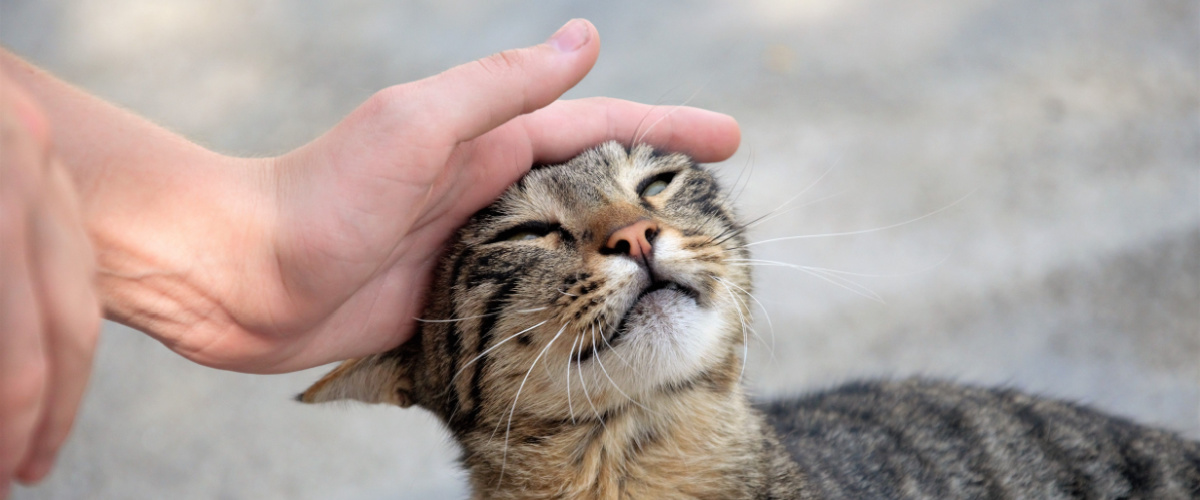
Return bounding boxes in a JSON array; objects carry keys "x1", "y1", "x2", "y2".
[{"x1": 300, "y1": 142, "x2": 1199, "y2": 499}]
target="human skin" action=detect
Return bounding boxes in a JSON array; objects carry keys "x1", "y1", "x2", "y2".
[{"x1": 0, "y1": 19, "x2": 740, "y2": 494}]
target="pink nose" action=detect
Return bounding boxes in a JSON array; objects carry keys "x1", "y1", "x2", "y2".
[{"x1": 604, "y1": 219, "x2": 659, "y2": 261}]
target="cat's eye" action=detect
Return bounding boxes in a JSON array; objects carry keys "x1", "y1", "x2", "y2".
[
  {"x1": 506, "y1": 231, "x2": 544, "y2": 242},
  {"x1": 490, "y1": 222, "x2": 556, "y2": 244},
  {"x1": 639, "y1": 172, "x2": 677, "y2": 198}
]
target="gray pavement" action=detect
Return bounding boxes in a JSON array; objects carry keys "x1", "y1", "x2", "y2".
[{"x1": 3, "y1": 0, "x2": 1197, "y2": 498}]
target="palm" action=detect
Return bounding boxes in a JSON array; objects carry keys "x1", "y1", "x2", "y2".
[{"x1": 257, "y1": 117, "x2": 536, "y2": 372}]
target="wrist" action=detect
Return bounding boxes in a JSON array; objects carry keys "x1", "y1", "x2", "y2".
[
  {"x1": 92, "y1": 152, "x2": 281, "y2": 369},
  {"x1": 3, "y1": 50, "x2": 317, "y2": 372}
]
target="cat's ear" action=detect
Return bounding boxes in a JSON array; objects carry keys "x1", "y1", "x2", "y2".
[{"x1": 296, "y1": 354, "x2": 415, "y2": 407}]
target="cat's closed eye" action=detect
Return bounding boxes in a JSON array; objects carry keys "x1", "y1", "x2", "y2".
[
  {"x1": 491, "y1": 222, "x2": 558, "y2": 243},
  {"x1": 638, "y1": 171, "x2": 677, "y2": 198}
]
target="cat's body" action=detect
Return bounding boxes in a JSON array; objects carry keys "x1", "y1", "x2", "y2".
[
  {"x1": 763, "y1": 379, "x2": 1199, "y2": 499},
  {"x1": 301, "y1": 142, "x2": 1199, "y2": 499}
]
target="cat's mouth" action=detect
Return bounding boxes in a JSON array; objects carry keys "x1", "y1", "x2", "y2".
[
  {"x1": 637, "y1": 280, "x2": 701, "y2": 304},
  {"x1": 609, "y1": 280, "x2": 700, "y2": 343},
  {"x1": 576, "y1": 280, "x2": 697, "y2": 363}
]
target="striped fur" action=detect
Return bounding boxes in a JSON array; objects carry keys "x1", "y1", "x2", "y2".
[
  {"x1": 762, "y1": 379, "x2": 1200, "y2": 499},
  {"x1": 301, "y1": 142, "x2": 1199, "y2": 499}
]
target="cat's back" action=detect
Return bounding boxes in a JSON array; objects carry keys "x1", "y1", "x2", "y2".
[{"x1": 757, "y1": 378, "x2": 1200, "y2": 499}]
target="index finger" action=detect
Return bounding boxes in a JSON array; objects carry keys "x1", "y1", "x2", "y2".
[{"x1": 515, "y1": 97, "x2": 741, "y2": 164}]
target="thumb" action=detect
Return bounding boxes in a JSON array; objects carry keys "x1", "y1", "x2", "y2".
[{"x1": 404, "y1": 19, "x2": 600, "y2": 145}]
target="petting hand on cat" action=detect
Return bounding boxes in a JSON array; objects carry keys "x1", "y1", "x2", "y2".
[{"x1": 0, "y1": 18, "x2": 739, "y2": 490}]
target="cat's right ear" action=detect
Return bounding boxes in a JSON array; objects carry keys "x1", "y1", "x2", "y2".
[{"x1": 296, "y1": 354, "x2": 415, "y2": 407}]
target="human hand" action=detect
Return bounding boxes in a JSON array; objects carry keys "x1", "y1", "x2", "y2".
[
  {"x1": 0, "y1": 72, "x2": 102, "y2": 495},
  {"x1": 148, "y1": 19, "x2": 740, "y2": 372}
]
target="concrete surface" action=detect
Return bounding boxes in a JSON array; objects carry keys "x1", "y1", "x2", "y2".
[{"x1": 3, "y1": 0, "x2": 1197, "y2": 498}]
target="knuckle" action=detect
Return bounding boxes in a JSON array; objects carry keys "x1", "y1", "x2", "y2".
[
  {"x1": 360, "y1": 85, "x2": 444, "y2": 139},
  {"x1": 477, "y1": 49, "x2": 528, "y2": 76},
  {"x1": 361, "y1": 85, "x2": 416, "y2": 124},
  {"x1": 362, "y1": 87, "x2": 395, "y2": 117}
]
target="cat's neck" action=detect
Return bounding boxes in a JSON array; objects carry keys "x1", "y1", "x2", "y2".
[{"x1": 457, "y1": 383, "x2": 802, "y2": 499}]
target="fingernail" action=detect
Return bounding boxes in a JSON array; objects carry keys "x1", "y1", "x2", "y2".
[{"x1": 547, "y1": 19, "x2": 590, "y2": 53}]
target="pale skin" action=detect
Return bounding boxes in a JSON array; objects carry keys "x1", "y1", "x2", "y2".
[{"x1": 0, "y1": 19, "x2": 740, "y2": 496}]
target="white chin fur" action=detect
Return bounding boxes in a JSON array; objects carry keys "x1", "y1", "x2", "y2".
[{"x1": 601, "y1": 292, "x2": 728, "y2": 396}]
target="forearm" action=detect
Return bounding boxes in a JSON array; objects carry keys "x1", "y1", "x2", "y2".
[
  {"x1": 0, "y1": 50, "x2": 228, "y2": 204},
  {"x1": 0, "y1": 49, "x2": 278, "y2": 358}
]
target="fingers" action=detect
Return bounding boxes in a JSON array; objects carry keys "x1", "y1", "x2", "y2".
[
  {"x1": 0, "y1": 201, "x2": 47, "y2": 498},
  {"x1": 374, "y1": 19, "x2": 601, "y2": 147},
  {"x1": 515, "y1": 97, "x2": 742, "y2": 164},
  {"x1": 0, "y1": 73, "x2": 100, "y2": 490},
  {"x1": 0, "y1": 83, "x2": 51, "y2": 494},
  {"x1": 16, "y1": 161, "x2": 100, "y2": 484}
]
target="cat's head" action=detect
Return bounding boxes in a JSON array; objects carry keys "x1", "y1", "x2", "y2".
[{"x1": 300, "y1": 142, "x2": 751, "y2": 435}]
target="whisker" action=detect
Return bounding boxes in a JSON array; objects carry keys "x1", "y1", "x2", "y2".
[
  {"x1": 445, "y1": 320, "x2": 550, "y2": 395},
  {"x1": 717, "y1": 279, "x2": 750, "y2": 383},
  {"x1": 714, "y1": 276, "x2": 776, "y2": 361},
  {"x1": 710, "y1": 156, "x2": 843, "y2": 247},
  {"x1": 496, "y1": 324, "x2": 567, "y2": 487},
  {"x1": 730, "y1": 261, "x2": 885, "y2": 303},
  {"x1": 725, "y1": 256, "x2": 950, "y2": 279},
  {"x1": 591, "y1": 324, "x2": 653, "y2": 413},
  {"x1": 723, "y1": 147, "x2": 754, "y2": 202},
  {"x1": 578, "y1": 324, "x2": 607, "y2": 431},
  {"x1": 710, "y1": 189, "x2": 848, "y2": 249},
  {"x1": 634, "y1": 83, "x2": 707, "y2": 147},
  {"x1": 717, "y1": 277, "x2": 771, "y2": 358},
  {"x1": 729, "y1": 147, "x2": 755, "y2": 206},
  {"x1": 801, "y1": 267, "x2": 887, "y2": 304},
  {"x1": 598, "y1": 322, "x2": 634, "y2": 369},
  {"x1": 565, "y1": 333, "x2": 578, "y2": 425},
  {"x1": 627, "y1": 83, "x2": 689, "y2": 149},
  {"x1": 739, "y1": 190, "x2": 976, "y2": 249},
  {"x1": 736, "y1": 189, "x2": 848, "y2": 235}
]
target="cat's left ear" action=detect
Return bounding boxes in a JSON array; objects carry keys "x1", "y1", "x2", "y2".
[{"x1": 296, "y1": 354, "x2": 415, "y2": 407}]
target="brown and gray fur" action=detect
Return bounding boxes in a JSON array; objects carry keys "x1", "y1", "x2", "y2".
[{"x1": 300, "y1": 142, "x2": 1200, "y2": 499}]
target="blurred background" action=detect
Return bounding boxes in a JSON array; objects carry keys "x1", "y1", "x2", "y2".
[{"x1": 3, "y1": 0, "x2": 1197, "y2": 498}]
